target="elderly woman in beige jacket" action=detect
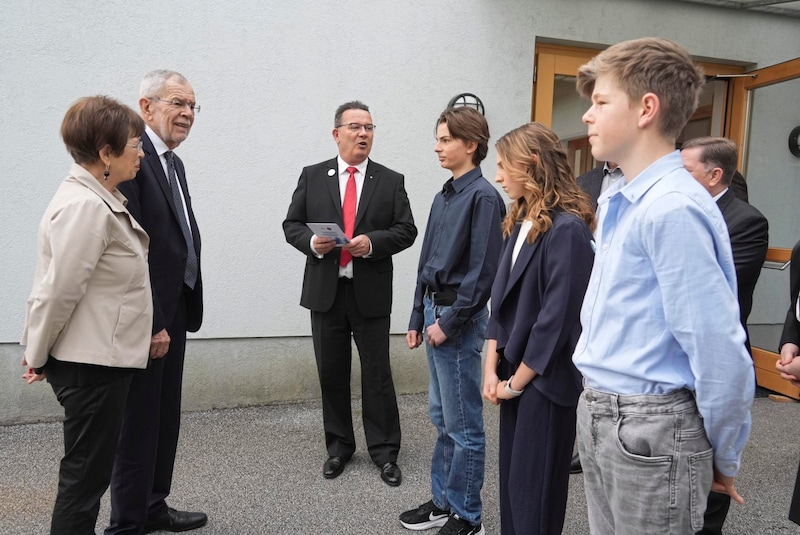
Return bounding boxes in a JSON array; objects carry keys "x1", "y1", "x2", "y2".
[{"x1": 21, "y1": 95, "x2": 153, "y2": 535}]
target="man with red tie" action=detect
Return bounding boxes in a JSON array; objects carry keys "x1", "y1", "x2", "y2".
[{"x1": 283, "y1": 101, "x2": 417, "y2": 486}]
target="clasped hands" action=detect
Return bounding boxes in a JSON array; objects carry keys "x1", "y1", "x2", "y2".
[
  {"x1": 481, "y1": 373, "x2": 519, "y2": 405},
  {"x1": 313, "y1": 235, "x2": 371, "y2": 257},
  {"x1": 776, "y1": 342, "x2": 800, "y2": 388}
]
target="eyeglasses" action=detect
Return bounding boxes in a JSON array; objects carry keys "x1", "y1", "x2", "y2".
[
  {"x1": 336, "y1": 122, "x2": 375, "y2": 133},
  {"x1": 149, "y1": 98, "x2": 201, "y2": 114},
  {"x1": 127, "y1": 141, "x2": 143, "y2": 151}
]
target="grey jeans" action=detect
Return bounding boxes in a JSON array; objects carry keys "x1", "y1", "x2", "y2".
[{"x1": 576, "y1": 387, "x2": 714, "y2": 534}]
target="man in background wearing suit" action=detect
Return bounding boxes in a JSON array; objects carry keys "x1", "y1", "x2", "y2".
[
  {"x1": 569, "y1": 160, "x2": 622, "y2": 475},
  {"x1": 283, "y1": 101, "x2": 417, "y2": 486},
  {"x1": 776, "y1": 240, "x2": 800, "y2": 526},
  {"x1": 576, "y1": 161, "x2": 623, "y2": 210},
  {"x1": 108, "y1": 70, "x2": 207, "y2": 534},
  {"x1": 682, "y1": 136, "x2": 769, "y2": 535}
]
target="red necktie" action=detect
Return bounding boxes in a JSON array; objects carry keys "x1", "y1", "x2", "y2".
[{"x1": 340, "y1": 166, "x2": 357, "y2": 267}]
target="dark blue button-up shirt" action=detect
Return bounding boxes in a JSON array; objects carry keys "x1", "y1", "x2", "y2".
[{"x1": 409, "y1": 166, "x2": 506, "y2": 337}]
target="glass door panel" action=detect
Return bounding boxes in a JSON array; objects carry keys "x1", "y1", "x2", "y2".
[{"x1": 744, "y1": 75, "x2": 800, "y2": 351}]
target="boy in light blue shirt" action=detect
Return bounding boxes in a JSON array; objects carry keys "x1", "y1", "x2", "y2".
[{"x1": 571, "y1": 37, "x2": 754, "y2": 534}]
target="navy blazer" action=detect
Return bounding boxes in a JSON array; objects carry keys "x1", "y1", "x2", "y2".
[
  {"x1": 118, "y1": 132, "x2": 203, "y2": 334},
  {"x1": 487, "y1": 212, "x2": 594, "y2": 406},
  {"x1": 283, "y1": 157, "x2": 417, "y2": 318}
]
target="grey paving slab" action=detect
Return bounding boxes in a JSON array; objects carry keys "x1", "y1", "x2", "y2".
[{"x1": 2, "y1": 394, "x2": 800, "y2": 534}]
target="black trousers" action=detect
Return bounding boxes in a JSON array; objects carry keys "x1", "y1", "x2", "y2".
[
  {"x1": 498, "y1": 363, "x2": 575, "y2": 535},
  {"x1": 310, "y1": 278, "x2": 401, "y2": 465},
  {"x1": 48, "y1": 367, "x2": 133, "y2": 535},
  {"x1": 789, "y1": 461, "x2": 800, "y2": 525},
  {"x1": 697, "y1": 491, "x2": 730, "y2": 535},
  {"x1": 107, "y1": 291, "x2": 188, "y2": 534}
]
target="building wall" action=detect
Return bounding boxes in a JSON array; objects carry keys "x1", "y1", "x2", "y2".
[{"x1": 3, "y1": 0, "x2": 799, "y2": 424}]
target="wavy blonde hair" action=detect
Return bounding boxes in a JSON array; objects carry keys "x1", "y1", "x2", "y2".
[{"x1": 496, "y1": 122, "x2": 595, "y2": 241}]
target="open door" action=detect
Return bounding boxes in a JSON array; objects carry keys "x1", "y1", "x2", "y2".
[
  {"x1": 534, "y1": 43, "x2": 745, "y2": 176},
  {"x1": 728, "y1": 58, "x2": 800, "y2": 398}
]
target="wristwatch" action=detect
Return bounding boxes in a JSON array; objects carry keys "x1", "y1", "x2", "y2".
[{"x1": 504, "y1": 374, "x2": 524, "y2": 397}]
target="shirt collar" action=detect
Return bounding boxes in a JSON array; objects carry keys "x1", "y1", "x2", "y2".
[
  {"x1": 712, "y1": 187, "x2": 729, "y2": 202},
  {"x1": 145, "y1": 125, "x2": 170, "y2": 157},
  {"x1": 616, "y1": 151, "x2": 685, "y2": 205},
  {"x1": 337, "y1": 156, "x2": 368, "y2": 177},
  {"x1": 444, "y1": 166, "x2": 483, "y2": 194}
]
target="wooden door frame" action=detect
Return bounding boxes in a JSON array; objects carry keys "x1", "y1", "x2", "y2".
[
  {"x1": 728, "y1": 57, "x2": 800, "y2": 171},
  {"x1": 532, "y1": 43, "x2": 746, "y2": 128},
  {"x1": 727, "y1": 57, "x2": 800, "y2": 398}
]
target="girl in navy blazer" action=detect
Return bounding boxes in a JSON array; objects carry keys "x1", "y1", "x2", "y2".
[{"x1": 483, "y1": 122, "x2": 595, "y2": 535}]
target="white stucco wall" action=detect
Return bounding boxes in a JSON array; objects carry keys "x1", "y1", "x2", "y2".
[{"x1": 2, "y1": 0, "x2": 799, "y2": 423}]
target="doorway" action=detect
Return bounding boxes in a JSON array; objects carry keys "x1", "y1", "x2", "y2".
[{"x1": 534, "y1": 43, "x2": 800, "y2": 397}]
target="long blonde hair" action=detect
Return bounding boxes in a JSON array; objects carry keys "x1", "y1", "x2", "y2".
[{"x1": 496, "y1": 122, "x2": 595, "y2": 241}]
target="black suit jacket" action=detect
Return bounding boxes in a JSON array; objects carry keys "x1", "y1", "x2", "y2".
[
  {"x1": 717, "y1": 188, "x2": 768, "y2": 333},
  {"x1": 576, "y1": 166, "x2": 604, "y2": 210},
  {"x1": 117, "y1": 132, "x2": 203, "y2": 334},
  {"x1": 283, "y1": 158, "x2": 417, "y2": 318},
  {"x1": 781, "y1": 241, "x2": 800, "y2": 350},
  {"x1": 486, "y1": 212, "x2": 594, "y2": 407}
]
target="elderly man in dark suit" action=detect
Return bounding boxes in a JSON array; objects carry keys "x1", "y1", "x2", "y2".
[
  {"x1": 776, "y1": 240, "x2": 800, "y2": 525},
  {"x1": 108, "y1": 70, "x2": 207, "y2": 534},
  {"x1": 681, "y1": 136, "x2": 769, "y2": 535},
  {"x1": 283, "y1": 101, "x2": 417, "y2": 486}
]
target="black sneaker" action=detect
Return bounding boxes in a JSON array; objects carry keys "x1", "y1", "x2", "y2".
[
  {"x1": 436, "y1": 514, "x2": 485, "y2": 535},
  {"x1": 399, "y1": 500, "x2": 450, "y2": 530}
]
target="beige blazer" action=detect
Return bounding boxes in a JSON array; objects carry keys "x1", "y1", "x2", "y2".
[{"x1": 21, "y1": 163, "x2": 153, "y2": 370}]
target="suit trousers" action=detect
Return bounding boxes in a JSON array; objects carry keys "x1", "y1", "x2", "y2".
[
  {"x1": 698, "y1": 491, "x2": 731, "y2": 535},
  {"x1": 310, "y1": 278, "x2": 401, "y2": 465},
  {"x1": 498, "y1": 363, "x2": 575, "y2": 535},
  {"x1": 49, "y1": 372, "x2": 133, "y2": 535},
  {"x1": 789, "y1": 461, "x2": 800, "y2": 525},
  {"x1": 107, "y1": 289, "x2": 189, "y2": 534}
]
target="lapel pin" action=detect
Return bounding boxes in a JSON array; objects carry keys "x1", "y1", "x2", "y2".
[{"x1": 327, "y1": 169, "x2": 335, "y2": 176}]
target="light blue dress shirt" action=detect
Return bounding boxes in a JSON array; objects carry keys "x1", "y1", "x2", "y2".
[{"x1": 573, "y1": 151, "x2": 754, "y2": 477}]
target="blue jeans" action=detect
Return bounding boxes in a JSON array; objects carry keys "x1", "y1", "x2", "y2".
[
  {"x1": 424, "y1": 296, "x2": 487, "y2": 524},
  {"x1": 576, "y1": 387, "x2": 714, "y2": 534}
]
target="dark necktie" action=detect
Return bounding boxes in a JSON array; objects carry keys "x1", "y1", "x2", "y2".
[
  {"x1": 339, "y1": 166, "x2": 357, "y2": 267},
  {"x1": 165, "y1": 151, "x2": 198, "y2": 288}
]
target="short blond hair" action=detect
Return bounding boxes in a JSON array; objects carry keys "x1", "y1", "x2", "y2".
[{"x1": 576, "y1": 38, "x2": 704, "y2": 140}]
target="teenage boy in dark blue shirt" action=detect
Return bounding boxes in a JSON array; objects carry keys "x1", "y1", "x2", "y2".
[{"x1": 400, "y1": 106, "x2": 505, "y2": 535}]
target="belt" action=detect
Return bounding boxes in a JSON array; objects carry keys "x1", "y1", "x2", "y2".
[{"x1": 425, "y1": 286, "x2": 457, "y2": 306}]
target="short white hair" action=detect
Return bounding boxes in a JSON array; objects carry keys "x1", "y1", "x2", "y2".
[{"x1": 139, "y1": 70, "x2": 189, "y2": 98}]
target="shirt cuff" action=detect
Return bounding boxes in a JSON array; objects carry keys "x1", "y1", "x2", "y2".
[{"x1": 309, "y1": 235, "x2": 323, "y2": 259}]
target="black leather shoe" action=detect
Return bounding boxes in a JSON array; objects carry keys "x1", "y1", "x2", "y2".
[
  {"x1": 323, "y1": 456, "x2": 346, "y2": 479},
  {"x1": 143, "y1": 507, "x2": 207, "y2": 533},
  {"x1": 570, "y1": 453, "x2": 582, "y2": 474},
  {"x1": 380, "y1": 462, "x2": 402, "y2": 487}
]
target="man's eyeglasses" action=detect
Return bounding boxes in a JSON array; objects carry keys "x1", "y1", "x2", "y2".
[
  {"x1": 126, "y1": 141, "x2": 144, "y2": 151},
  {"x1": 149, "y1": 98, "x2": 201, "y2": 114},
  {"x1": 336, "y1": 123, "x2": 375, "y2": 133}
]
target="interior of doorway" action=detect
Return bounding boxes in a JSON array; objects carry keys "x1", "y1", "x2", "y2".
[{"x1": 534, "y1": 41, "x2": 747, "y2": 177}]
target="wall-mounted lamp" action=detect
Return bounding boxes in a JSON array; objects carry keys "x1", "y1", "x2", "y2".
[
  {"x1": 448, "y1": 93, "x2": 485, "y2": 116},
  {"x1": 435, "y1": 93, "x2": 486, "y2": 137},
  {"x1": 789, "y1": 125, "x2": 800, "y2": 158}
]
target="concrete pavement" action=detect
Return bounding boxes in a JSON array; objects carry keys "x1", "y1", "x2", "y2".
[{"x1": 2, "y1": 393, "x2": 800, "y2": 534}]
